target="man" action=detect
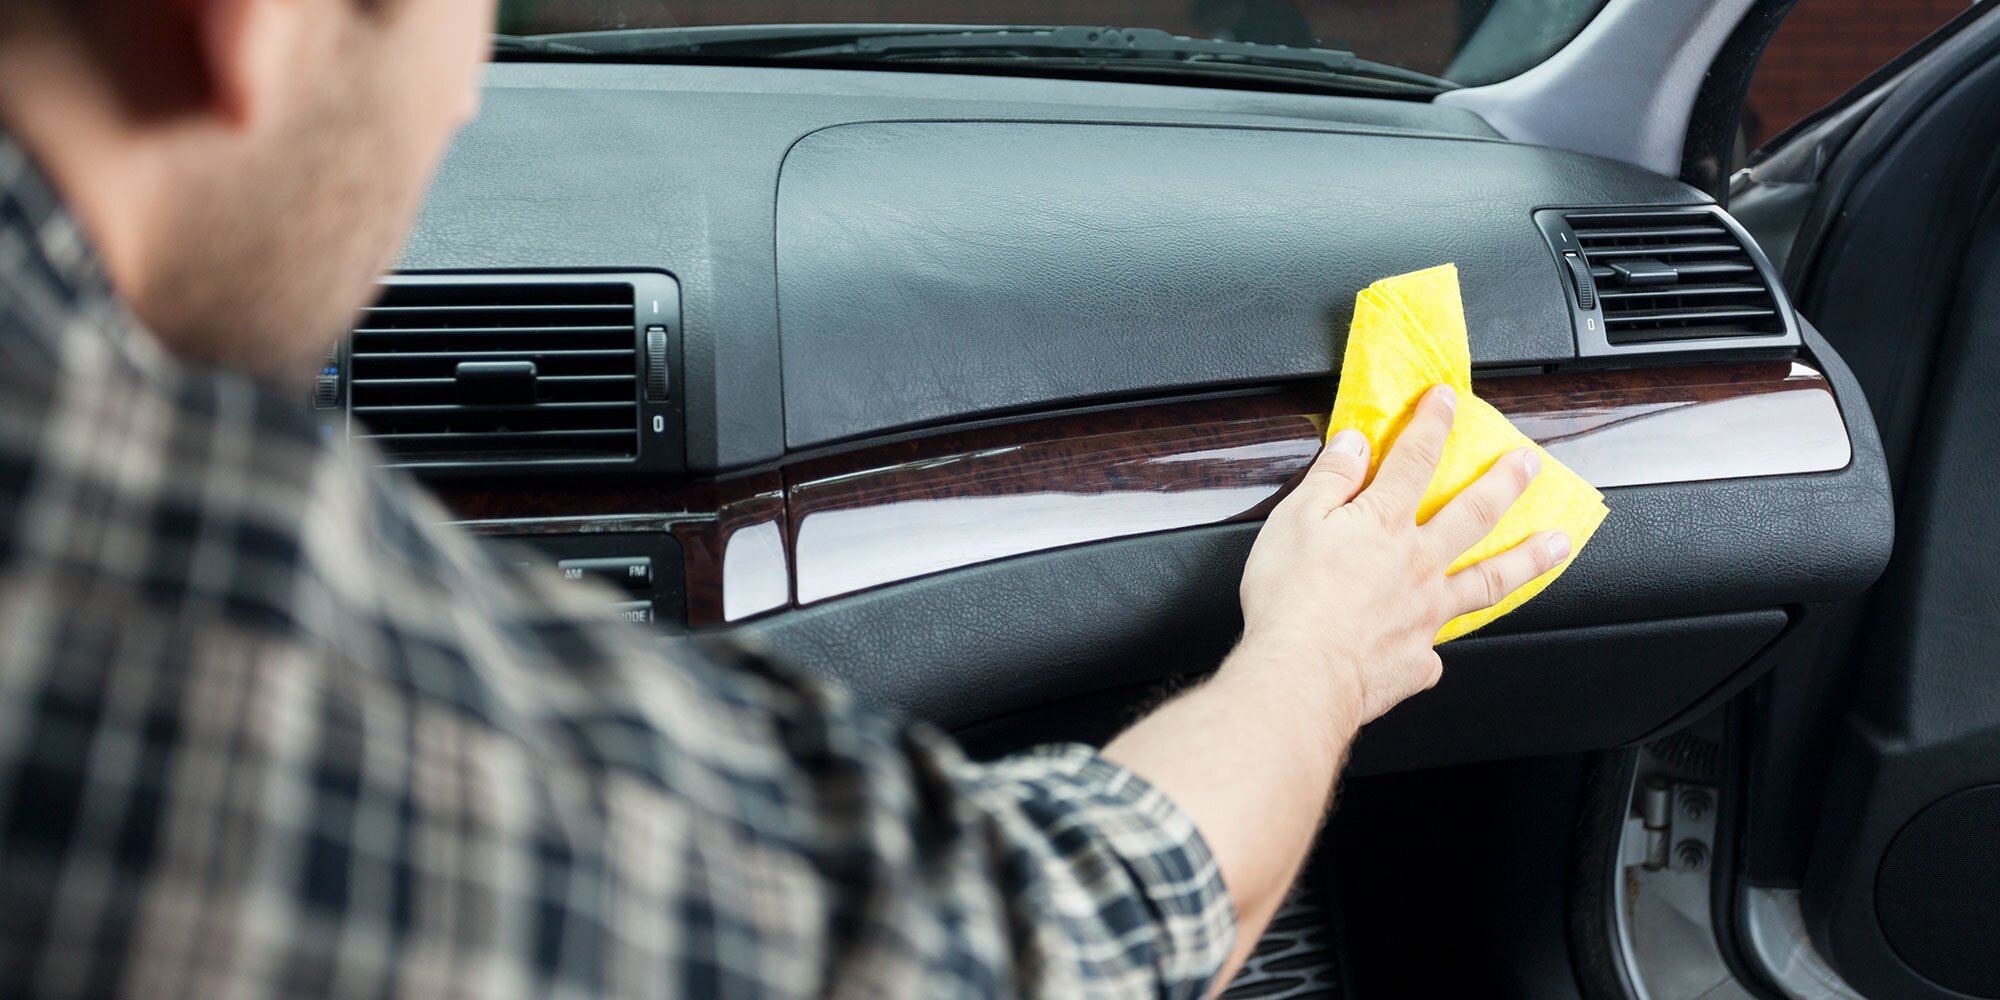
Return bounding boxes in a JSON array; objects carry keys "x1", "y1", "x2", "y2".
[{"x1": 0, "y1": 0, "x2": 1569, "y2": 996}]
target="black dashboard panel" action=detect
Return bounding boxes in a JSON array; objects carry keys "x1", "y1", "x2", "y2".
[
  {"x1": 774, "y1": 120, "x2": 1703, "y2": 447},
  {"x1": 400, "y1": 60, "x2": 1895, "y2": 774},
  {"x1": 406, "y1": 63, "x2": 1682, "y2": 468},
  {"x1": 403, "y1": 64, "x2": 1508, "y2": 471}
]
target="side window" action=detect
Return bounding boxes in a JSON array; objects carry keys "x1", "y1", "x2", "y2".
[{"x1": 1743, "y1": 0, "x2": 1972, "y2": 156}]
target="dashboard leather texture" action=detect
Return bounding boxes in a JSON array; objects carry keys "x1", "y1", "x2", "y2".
[
  {"x1": 774, "y1": 120, "x2": 1707, "y2": 447},
  {"x1": 403, "y1": 63, "x2": 1504, "y2": 470},
  {"x1": 949, "y1": 609, "x2": 1790, "y2": 775},
  {"x1": 741, "y1": 513, "x2": 1795, "y2": 771}
]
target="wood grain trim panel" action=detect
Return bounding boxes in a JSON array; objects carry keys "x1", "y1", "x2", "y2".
[
  {"x1": 1482, "y1": 361, "x2": 1850, "y2": 491},
  {"x1": 439, "y1": 473, "x2": 789, "y2": 627},
  {"x1": 785, "y1": 393, "x2": 1326, "y2": 605},
  {"x1": 788, "y1": 361, "x2": 1849, "y2": 606},
  {"x1": 435, "y1": 360, "x2": 1849, "y2": 619}
]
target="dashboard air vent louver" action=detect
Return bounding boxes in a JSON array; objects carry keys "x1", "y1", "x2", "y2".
[
  {"x1": 349, "y1": 280, "x2": 641, "y2": 466},
  {"x1": 1566, "y1": 210, "x2": 1784, "y2": 345}
]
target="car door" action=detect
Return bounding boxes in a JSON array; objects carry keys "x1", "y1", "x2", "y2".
[{"x1": 1729, "y1": 6, "x2": 2000, "y2": 997}]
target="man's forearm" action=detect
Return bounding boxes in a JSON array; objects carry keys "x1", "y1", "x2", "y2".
[
  {"x1": 1101, "y1": 632, "x2": 1365, "y2": 987},
  {"x1": 1100, "y1": 390, "x2": 1561, "y2": 992}
]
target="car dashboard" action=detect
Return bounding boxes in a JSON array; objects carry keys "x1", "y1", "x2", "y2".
[{"x1": 332, "y1": 60, "x2": 1893, "y2": 774}]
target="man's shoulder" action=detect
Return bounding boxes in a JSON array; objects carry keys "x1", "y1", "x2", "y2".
[
  {"x1": 1, "y1": 313, "x2": 373, "y2": 638},
  {"x1": 0, "y1": 299, "x2": 777, "y2": 746}
]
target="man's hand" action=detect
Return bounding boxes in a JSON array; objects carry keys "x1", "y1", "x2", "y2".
[
  {"x1": 1104, "y1": 383, "x2": 1570, "y2": 993},
  {"x1": 1238, "y1": 383, "x2": 1570, "y2": 723}
]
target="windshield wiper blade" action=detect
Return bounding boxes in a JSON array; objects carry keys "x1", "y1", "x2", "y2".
[
  {"x1": 491, "y1": 33, "x2": 603, "y2": 56},
  {"x1": 800, "y1": 26, "x2": 1457, "y2": 90},
  {"x1": 495, "y1": 24, "x2": 1457, "y2": 92},
  {"x1": 495, "y1": 24, "x2": 1011, "y2": 58}
]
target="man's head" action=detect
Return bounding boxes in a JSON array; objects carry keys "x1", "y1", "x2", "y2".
[{"x1": 0, "y1": 0, "x2": 496, "y2": 375}]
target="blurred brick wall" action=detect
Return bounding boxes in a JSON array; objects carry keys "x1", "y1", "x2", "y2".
[{"x1": 1744, "y1": 0, "x2": 1969, "y2": 147}]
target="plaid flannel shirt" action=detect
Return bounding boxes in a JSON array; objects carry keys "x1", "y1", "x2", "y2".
[{"x1": 0, "y1": 135, "x2": 1234, "y2": 999}]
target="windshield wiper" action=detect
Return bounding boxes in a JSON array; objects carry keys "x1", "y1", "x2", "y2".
[
  {"x1": 495, "y1": 24, "x2": 994, "y2": 57},
  {"x1": 493, "y1": 24, "x2": 1457, "y2": 95}
]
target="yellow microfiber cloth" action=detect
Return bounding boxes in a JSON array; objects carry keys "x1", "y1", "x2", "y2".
[{"x1": 1331, "y1": 264, "x2": 1609, "y2": 642}]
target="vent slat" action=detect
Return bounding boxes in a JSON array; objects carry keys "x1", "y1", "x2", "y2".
[
  {"x1": 1572, "y1": 224, "x2": 1727, "y2": 241},
  {"x1": 1669, "y1": 260, "x2": 1758, "y2": 277},
  {"x1": 353, "y1": 325, "x2": 634, "y2": 336},
  {"x1": 1597, "y1": 284, "x2": 1771, "y2": 301},
  {"x1": 347, "y1": 280, "x2": 641, "y2": 465},
  {"x1": 351, "y1": 375, "x2": 635, "y2": 386},
  {"x1": 1604, "y1": 306, "x2": 1778, "y2": 326},
  {"x1": 350, "y1": 349, "x2": 633, "y2": 360},
  {"x1": 1572, "y1": 242, "x2": 1743, "y2": 258},
  {"x1": 1568, "y1": 210, "x2": 1784, "y2": 346},
  {"x1": 353, "y1": 401, "x2": 632, "y2": 415},
  {"x1": 360, "y1": 428, "x2": 632, "y2": 444},
  {"x1": 365, "y1": 304, "x2": 631, "y2": 314},
  {"x1": 359, "y1": 429, "x2": 632, "y2": 442}
]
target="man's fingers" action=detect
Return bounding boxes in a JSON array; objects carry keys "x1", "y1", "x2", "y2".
[
  {"x1": 1426, "y1": 448, "x2": 1542, "y2": 557},
  {"x1": 1364, "y1": 385, "x2": 1457, "y2": 515},
  {"x1": 1292, "y1": 428, "x2": 1371, "y2": 515},
  {"x1": 1446, "y1": 531, "x2": 1572, "y2": 615}
]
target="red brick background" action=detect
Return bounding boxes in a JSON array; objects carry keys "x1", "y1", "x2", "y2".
[
  {"x1": 500, "y1": 1, "x2": 1976, "y2": 150},
  {"x1": 1744, "y1": 0, "x2": 1968, "y2": 148}
]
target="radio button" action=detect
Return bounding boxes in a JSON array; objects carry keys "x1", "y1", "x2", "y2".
[
  {"x1": 609, "y1": 600, "x2": 654, "y2": 624},
  {"x1": 558, "y1": 557, "x2": 654, "y2": 592}
]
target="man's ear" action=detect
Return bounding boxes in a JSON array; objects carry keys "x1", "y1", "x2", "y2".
[{"x1": 188, "y1": 0, "x2": 301, "y2": 129}]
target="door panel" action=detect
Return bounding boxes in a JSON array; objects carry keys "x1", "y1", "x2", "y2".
[{"x1": 1751, "y1": 7, "x2": 2000, "y2": 996}]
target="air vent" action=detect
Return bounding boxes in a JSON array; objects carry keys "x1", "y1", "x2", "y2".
[
  {"x1": 342, "y1": 273, "x2": 684, "y2": 474},
  {"x1": 1565, "y1": 209, "x2": 1785, "y2": 345}
]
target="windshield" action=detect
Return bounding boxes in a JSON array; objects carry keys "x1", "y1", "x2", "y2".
[{"x1": 495, "y1": 1, "x2": 1611, "y2": 88}]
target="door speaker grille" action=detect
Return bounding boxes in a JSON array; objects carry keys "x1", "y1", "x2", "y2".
[{"x1": 1875, "y1": 784, "x2": 2000, "y2": 997}]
